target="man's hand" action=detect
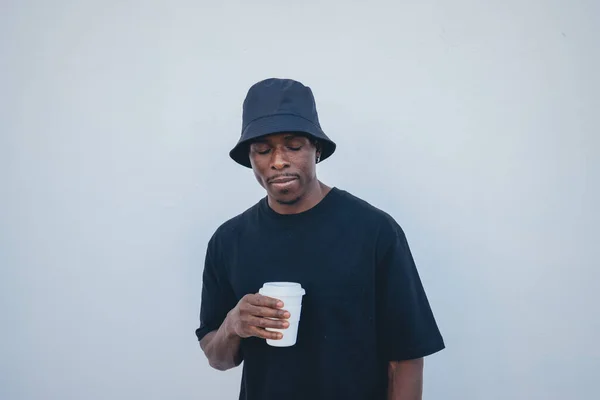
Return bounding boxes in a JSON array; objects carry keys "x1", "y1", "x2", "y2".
[
  {"x1": 226, "y1": 293, "x2": 291, "y2": 341},
  {"x1": 387, "y1": 358, "x2": 424, "y2": 400}
]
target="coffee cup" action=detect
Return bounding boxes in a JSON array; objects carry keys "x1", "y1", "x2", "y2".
[{"x1": 258, "y1": 282, "x2": 305, "y2": 347}]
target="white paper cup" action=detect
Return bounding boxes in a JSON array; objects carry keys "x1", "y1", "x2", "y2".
[
  {"x1": 283, "y1": 305, "x2": 302, "y2": 322},
  {"x1": 266, "y1": 321, "x2": 300, "y2": 347},
  {"x1": 273, "y1": 295, "x2": 303, "y2": 307},
  {"x1": 258, "y1": 282, "x2": 305, "y2": 347}
]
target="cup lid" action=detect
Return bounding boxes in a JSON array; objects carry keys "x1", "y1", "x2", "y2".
[{"x1": 259, "y1": 282, "x2": 305, "y2": 297}]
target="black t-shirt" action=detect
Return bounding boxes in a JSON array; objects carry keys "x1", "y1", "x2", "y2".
[{"x1": 196, "y1": 187, "x2": 445, "y2": 400}]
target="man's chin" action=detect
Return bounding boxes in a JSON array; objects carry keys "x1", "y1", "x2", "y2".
[
  {"x1": 276, "y1": 196, "x2": 301, "y2": 205},
  {"x1": 271, "y1": 189, "x2": 301, "y2": 205}
]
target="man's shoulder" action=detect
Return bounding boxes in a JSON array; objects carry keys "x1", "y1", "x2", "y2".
[
  {"x1": 336, "y1": 189, "x2": 408, "y2": 254},
  {"x1": 335, "y1": 188, "x2": 397, "y2": 226},
  {"x1": 211, "y1": 199, "x2": 261, "y2": 240}
]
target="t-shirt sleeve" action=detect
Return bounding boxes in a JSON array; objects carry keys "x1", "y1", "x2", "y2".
[
  {"x1": 375, "y1": 216, "x2": 445, "y2": 361},
  {"x1": 195, "y1": 234, "x2": 237, "y2": 343}
]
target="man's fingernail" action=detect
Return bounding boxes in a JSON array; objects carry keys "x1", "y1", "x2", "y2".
[{"x1": 277, "y1": 301, "x2": 284, "y2": 308}]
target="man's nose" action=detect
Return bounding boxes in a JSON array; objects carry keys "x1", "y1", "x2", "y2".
[{"x1": 270, "y1": 148, "x2": 290, "y2": 170}]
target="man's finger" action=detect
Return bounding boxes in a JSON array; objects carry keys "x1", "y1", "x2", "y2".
[
  {"x1": 247, "y1": 304, "x2": 289, "y2": 319},
  {"x1": 250, "y1": 326, "x2": 283, "y2": 340},
  {"x1": 247, "y1": 315, "x2": 289, "y2": 329},
  {"x1": 250, "y1": 293, "x2": 284, "y2": 309}
]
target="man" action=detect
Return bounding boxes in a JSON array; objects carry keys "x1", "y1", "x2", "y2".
[{"x1": 196, "y1": 78, "x2": 445, "y2": 400}]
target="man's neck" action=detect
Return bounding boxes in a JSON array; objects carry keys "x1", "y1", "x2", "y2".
[{"x1": 267, "y1": 181, "x2": 331, "y2": 215}]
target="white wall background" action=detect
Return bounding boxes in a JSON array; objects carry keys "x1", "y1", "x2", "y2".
[{"x1": 1, "y1": 1, "x2": 598, "y2": 399}]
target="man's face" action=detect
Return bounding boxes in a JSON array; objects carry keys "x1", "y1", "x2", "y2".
[{"x1": 249, "y1": 133, "x2": 319, "y2": 205}]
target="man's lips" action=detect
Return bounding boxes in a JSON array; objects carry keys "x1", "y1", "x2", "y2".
[{"x1": 269, "y1": 176, "x2": 298, "y2": 184}]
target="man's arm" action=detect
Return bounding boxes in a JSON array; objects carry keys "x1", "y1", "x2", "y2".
[
  {"x1": 199, "y1": 294, "x2": 289, "y2": 371},
  {"x1": 387, "y1": 358, "x2": 424, "y2": 400},
  {"x1": 199, "y1": 316, "x2": 242, "y2": 371}
]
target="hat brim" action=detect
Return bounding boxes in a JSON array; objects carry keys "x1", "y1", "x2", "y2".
[{"x1": 229, "y1": 114, "x2": 336, "y2": 168}]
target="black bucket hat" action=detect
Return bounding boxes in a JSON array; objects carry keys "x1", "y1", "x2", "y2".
[{"x1": 229, "y1": 78, "x2": 337, "y2": 168}]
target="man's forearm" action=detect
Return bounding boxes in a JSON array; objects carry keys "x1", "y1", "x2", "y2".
[
  {"x1": 387, "y1": 358, "x2": 424, "y2": 400},
  {"x1": 199, "y1": 315, "x2": 242, "y2": 371}
]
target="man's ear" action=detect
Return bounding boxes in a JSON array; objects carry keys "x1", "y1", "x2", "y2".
[
  {"x1": 312, "y1": 138, "x2": 322, "y2": 153},
  {"x1": 312, "y1": 139, "x2": 322, "y2": 163}
]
